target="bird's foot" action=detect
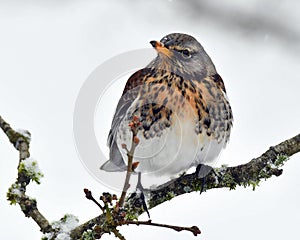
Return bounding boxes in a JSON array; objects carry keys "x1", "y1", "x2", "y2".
[
  {"x1": 128, "y1": 172, "x2": 150, "y2": 218},
  {"x1": 195, "y1": 164, "x2": 215, "y2": 194}
]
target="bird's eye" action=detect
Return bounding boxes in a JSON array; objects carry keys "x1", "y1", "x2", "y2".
[{"x1": 181, "y1": 49, "x2": 191, "y2": 58}]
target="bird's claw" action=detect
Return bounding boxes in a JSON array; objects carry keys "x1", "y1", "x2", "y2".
[{"x1": 195, "y1": 164, "x2": 216, "y2": 194}]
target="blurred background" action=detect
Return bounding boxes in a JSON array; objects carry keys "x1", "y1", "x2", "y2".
[{"x1": 1, "y1": 0, "x2": 300, "y2": 239}]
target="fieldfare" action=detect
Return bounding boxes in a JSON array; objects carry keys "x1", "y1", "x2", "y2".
[{"x1": 100, "y1": 33, "x2": 233, "y2": 185}]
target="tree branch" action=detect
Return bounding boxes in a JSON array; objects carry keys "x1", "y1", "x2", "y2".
[
  {"x1": 71, "y1": 133, "x2": 300, "y2": 238},
  {"x1": 0, "y1": 115, "x2": 52, "y2": 233},
  {"x1": 147, "y1": 133, "x2": 300, "y2": 209},
  {"x1": 2, "y1": 114, "x2": 300, "y2": 239}
]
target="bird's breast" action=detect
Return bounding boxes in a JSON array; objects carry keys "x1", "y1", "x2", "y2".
[{"x1": 115, "y1": 72, "x2": 232, "y2": 180}]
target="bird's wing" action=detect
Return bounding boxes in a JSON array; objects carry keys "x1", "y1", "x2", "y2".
[
  {"x1": 212, "y1": 73, "x2": 227, "y2": 93},
  {"x1": 196, "y1": 73, "x2": 233, "y2": 144},
  {"x1": 100, "y1": 68, "x2": 151, "y2": 172}
]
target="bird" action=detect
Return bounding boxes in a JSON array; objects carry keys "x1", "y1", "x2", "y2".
[{"x1": 100, "y1": 33, "x2": 233, "y2": 187}]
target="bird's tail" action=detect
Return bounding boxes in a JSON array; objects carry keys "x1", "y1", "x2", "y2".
[
  {"x1": 100, "y1": 159, "x2": 127, "y2": 172},
  {"x1": 101, "y1": 140, "x2": 127, "y2": 172}
]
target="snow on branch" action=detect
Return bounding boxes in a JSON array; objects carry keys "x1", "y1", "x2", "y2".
[{"x1": 0, "y1": 115, "x2": 52, "y2": 233}]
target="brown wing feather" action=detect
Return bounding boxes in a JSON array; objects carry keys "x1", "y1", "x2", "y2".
[
  {"x1": 212, "y1": 73, "x2": 226, "y2": 93},
  {"x1": 101, "y1": 68, "x2": 152, "y2": 171}
]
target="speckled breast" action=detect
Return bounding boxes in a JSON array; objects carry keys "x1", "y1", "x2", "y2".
[{"x1": 116, "y1": 70, "x2": 233, "y2": 176}]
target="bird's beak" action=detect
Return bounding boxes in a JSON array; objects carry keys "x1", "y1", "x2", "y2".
[{"x1": 150, "y1": 40, "x2": 173, "y2": 58}]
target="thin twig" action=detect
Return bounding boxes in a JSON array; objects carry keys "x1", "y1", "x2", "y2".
[
  {"x1": 119, "y1": 117, "x2": 140, "y2": 207},
  {"x1": 124, "y1": 220, "x2": 201, "y2": 236},
  {"x1": 84, "y1": 188, "x2": 104, "y2": 211},
  {"x1": 118, "y1": 151, "x2": 134, "y2": 207}
]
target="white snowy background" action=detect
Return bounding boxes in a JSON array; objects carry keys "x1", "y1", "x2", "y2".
[{"x1": 1, "y1": 0, "x2": 300, "y2": 239}]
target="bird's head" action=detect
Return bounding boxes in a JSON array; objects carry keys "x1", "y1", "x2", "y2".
[{"x1": 149, "y1": 33, "x2": 216, "y2": 78}]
